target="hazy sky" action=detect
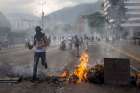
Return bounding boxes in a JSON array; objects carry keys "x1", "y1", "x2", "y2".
[{"x1": 0, "y1": 0, "x2": 98, "y2": 16}]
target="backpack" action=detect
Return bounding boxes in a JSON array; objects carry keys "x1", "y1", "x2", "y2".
[{"x1": 34, "y1": 34, "x2": 48, "y2": 48}]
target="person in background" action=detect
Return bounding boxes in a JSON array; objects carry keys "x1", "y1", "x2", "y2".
[
  {"x1": 47, "y1": 35, "x2": 51, "y2": 47},
  {"x1": 60, "y1": 39, "x2": 66, "y2": 50},
  {"x1": 74, "y1": 35, "x2": 80, "y2": 57}
]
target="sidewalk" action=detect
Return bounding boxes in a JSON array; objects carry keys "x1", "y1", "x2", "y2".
[
  {"x1": 100, "y1": 40, "x2": 140, "y2": 70},
  {"x1": 111, "y1": 40, "x2": 140, "y2": 62}
]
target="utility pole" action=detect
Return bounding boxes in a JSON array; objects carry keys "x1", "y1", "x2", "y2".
[{"x1": 41, "y1": 0, "x2": 46, "y2": 31}]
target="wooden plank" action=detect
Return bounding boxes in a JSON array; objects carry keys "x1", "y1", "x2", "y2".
[{"x1": 0, "y1": 77, "x2": 21, "y2": 83}]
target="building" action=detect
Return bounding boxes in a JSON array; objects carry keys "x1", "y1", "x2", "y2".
[
  {"x1": 103, "y1": 0, "x2": 127, "y2": 40},
  {"x1": 0, "y1": 12, "x2": 11, "y2": 43},
  {"x1": 6, "y1": 13, "x2": 40, "y2": 31},
  {"x1": 122, "y1": 0, "x2": 140, "y2": 39}
]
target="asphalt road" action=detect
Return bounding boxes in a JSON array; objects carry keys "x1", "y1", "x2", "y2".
[
  {"x1": 0, "y1": 45, "x2": 75, "y2": 78},
  {"x1": 0, "y1": 42, "x2": 139, "y2": 93},
  {"x1": 1, "y1": 41, "x2": 139, "y2": 77}
]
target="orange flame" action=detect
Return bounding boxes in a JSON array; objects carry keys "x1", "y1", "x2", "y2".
[
  {"x1": 60, "y1": 69, "x2": 69, "y2": 78},
  {"x1": 74, "y1": 49, "x2": 89, "y2": 83}
]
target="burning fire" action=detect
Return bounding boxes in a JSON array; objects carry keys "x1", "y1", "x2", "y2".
[
  {"x1": 60, "y1": 49, "x2": 89, "y2": 83},
  {"x1": 73, "y1": 49, "x2": 89, "y2": 83},
  {"x1": 61, "y1": 69, "x2": 69, "y2": 78}
]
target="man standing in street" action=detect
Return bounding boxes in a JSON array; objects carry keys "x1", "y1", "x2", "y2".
[
  {"x1": 74, "y1": 35, "x2": 80, "y2": 57},
  {"x1": 33, "y1": 26, "x2": 48, "y2": 80}
]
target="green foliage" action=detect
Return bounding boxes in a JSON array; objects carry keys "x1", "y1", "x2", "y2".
[{"x1": 83, "y1": 12, "x2": 105, "y2": 28}]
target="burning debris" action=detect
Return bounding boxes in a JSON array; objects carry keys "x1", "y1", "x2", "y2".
[
  {"x1": 59, "y1": 49, "x2": 89, "y2": 83},
  {"x1": 87, "y1": 64, "x2": 104, "y2": 84},
  {"x1": 60, "y1": 69, "x2": 70, "y2": 79},
  {"x1": 73, "y1": 49, "x2": 89, "y2": 83},
  {"x1": 60, "y1": 49, "x2": 104, "y2": 84}
]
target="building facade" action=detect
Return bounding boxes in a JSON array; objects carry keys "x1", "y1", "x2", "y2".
[
  {"x1": 122, "y1": 0, "x2": 140, "y2": 39},
  {"x1": 103, "y1": 0, "x2": 127, "y2": 40}
]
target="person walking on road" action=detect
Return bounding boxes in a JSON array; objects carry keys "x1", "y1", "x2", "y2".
[
  {"x1": 33, "y1": 26, "x2": 48, "y2": 80},
  {"x1": 74, "y1": 35, "x2": 80, "y2": 57}
]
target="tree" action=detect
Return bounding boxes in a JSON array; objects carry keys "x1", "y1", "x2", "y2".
[{"x1": 83, "y1": 12, "x2": 106, "y2": 33}]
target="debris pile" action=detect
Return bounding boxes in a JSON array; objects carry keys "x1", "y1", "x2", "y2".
[{"x1": 60, "y1": 49, "x2": 104, "y2": 84}]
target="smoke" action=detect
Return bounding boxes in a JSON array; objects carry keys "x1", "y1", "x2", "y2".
[
  {"x1": 0, "y1": 63, "x2": 44, "y2": 79},
  {"x1": 0, "y1": 62, "x2": 67, "y2": 79},
  {"x1": 11, "y1": 64, "x2": 33, "y2": 78},
  {"x1": 0, "y1": 63, "x2": 13, "y2": 77}
]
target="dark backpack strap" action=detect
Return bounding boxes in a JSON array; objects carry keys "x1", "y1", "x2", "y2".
[
  {"x1": 34, "y1": 35, "x2": 37, "y2": 46},
  {"x1": 43, "y1": 36, "x2": 48, "y2": 47}
]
